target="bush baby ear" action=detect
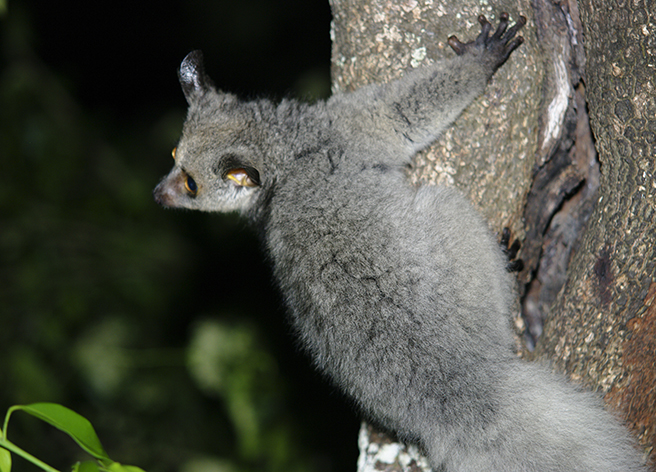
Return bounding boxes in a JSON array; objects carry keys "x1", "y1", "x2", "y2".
[{"x1": 178, "y1": 50, "x2": 214, "y2": 104}]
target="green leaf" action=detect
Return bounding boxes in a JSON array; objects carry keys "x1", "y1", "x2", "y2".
[
  {"x1": 107, "y1": 463, "x2": 147, "y2": 472},
  {"x1": 72, "y1": 461, "x2": 100, "y2": 472},
  {"x1": 0, "y1": 446, "x2": 11, "y2": 472},
  {"x1": 8, "y1": 404, "x2": 110, "y2": 463}
]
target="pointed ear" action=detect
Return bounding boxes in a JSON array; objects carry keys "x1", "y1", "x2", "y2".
[{"x1": 178, "y1": 50, "x2": 214, "y2": 104}]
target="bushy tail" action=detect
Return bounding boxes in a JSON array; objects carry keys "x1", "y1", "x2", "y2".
[{"x1": 427, "y1": 360, "x2": 647, "y2": 471}]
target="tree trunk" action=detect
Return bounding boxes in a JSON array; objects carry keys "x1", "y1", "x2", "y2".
[
  {"x1": 533, "y1": 0, "x2": 656, "y2": 465},
  {"x1": 328, "y1": 0, "x2": 655, "y2": 470}
]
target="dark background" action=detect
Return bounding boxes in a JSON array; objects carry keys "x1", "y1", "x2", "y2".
[{"x1": 0, "y1": 1, "x2": 360, "y2": 471}]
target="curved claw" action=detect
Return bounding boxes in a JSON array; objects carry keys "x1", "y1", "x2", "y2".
[
  {"x1": 506, "y1": 36, "x2": 525, "y2": 55},
  {"x1": 477, "y1": 14, "x2": 493, "y2": 41},
  {"x1": 448, "y1": 35, "x2": 466, "y2": 55},
  {"x1": 499, "y1": 227, "x2": 524, "y2": 273},
  {"x1": 492, "y1": 12, "x2": 509, "y2": 40},
  {"x1": 505, "y1": 15, "x2": 527, "y2": 41}
]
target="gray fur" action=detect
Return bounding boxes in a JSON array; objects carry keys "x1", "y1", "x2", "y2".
[{"x1": 154, "y1": 15, "x2": 646, "y2": 471}]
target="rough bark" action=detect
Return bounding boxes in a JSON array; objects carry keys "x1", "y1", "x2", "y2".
[
  {"x1": 520, "y1": 0, "x2": 600, "y2": 348},
  {"x1": 533, "y1": 0, "x2": 656, "y2": 466}
]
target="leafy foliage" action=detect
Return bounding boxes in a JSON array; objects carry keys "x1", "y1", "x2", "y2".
[{"x1": 0, "y1": 403, "x2": 144, "y2": 472}]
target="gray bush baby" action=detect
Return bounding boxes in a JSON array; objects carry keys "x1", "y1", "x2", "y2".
[{"x1": 154, "y1": 13, "x2": 646, "y2": 472}]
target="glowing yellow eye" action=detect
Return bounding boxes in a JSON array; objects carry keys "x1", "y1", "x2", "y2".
[
  {"x1": 184, "y1": 175, "x2": 197, "y2": 196},
  {"x1": 226, "y1": 168, "x2": 258, "y2": 187},
  {"x1": 171, "y1": 147, "x2": 177, "y2": 160}
]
